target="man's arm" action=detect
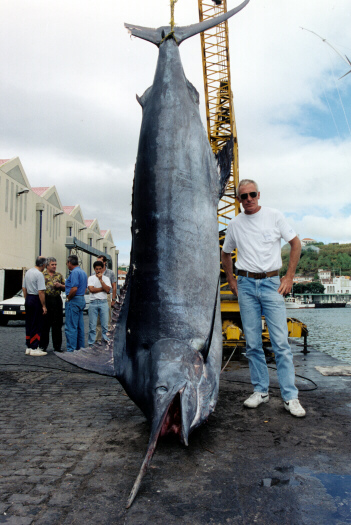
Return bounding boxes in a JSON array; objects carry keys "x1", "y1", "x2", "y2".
[
  {"x1": 111, "y1": 282, "x2": 117, "y2": 304},
  {"x1": 67, "y1": 286, "x2": 78, "y2": 301},
  {"x1": 54, "y1": 274, "x2": 65, "y2": 291},
  {"x1": 278, "y1": 235, "x2": 301, "y2": 296},
  {"x1": 38, "y1": 290, "x2": 47, "y2": 315},
  {"x1": 221, "y1": 250, "x2": 238, "y2": 296},
  {"x1": 22, "y1": 287, "x2": 27, "y2": 300},
  {"x1": 88, "y1": 285, "x2": 103, "y2": 294}
]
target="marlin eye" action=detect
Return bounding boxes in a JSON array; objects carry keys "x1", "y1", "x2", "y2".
[{"x1": 156, "y1": 386, "x2": 168, "y2": 394}]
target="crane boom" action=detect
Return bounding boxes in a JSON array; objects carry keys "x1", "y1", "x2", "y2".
[{"x1": 198, "y1": 0, "x2": 239, "y2": 297}]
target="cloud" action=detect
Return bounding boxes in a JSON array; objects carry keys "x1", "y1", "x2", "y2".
[{"x1": 1, "y1": 0, "x2": 351, "y2": 263}]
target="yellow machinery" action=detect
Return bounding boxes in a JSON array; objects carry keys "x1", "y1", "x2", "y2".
[{"x1": 197, "y1": 0, "x2": 308, "y2": 351}]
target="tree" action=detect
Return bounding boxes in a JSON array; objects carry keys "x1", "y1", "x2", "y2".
[{"x1": 305, "y1": 282, "x2": 325, "y2": 294}]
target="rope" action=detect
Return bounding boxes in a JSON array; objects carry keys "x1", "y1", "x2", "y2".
[{"x1": 170, "y1": 0, "x2": 178, "y2": 32}]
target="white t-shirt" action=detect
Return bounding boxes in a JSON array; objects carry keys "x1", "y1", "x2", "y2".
[
  {"x1": 88, "y1": 274, "x2": 111, "y2": 301},
  {"x1": 222, "y1": 207, "x2": 296, "y2": 273}
]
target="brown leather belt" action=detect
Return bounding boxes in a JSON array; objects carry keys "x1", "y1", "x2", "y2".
[{"x1": 237, "y1": 270, "x2": 279, "y2": 279}]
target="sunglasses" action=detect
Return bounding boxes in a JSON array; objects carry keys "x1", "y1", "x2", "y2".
[{"x1": 239, "y1": 191, "x2": 257, "y2": 200}]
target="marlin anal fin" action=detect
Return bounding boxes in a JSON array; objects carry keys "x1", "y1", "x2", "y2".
[
  {"x1": 125, "y1": 0, "x2": 250, "y2": 47},
  {"x1": 216, "y1": 136, "x2": 234, "y2": 200}
]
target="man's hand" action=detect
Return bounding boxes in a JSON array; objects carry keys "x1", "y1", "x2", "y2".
[
  {"x1": 43, "y1": 306, "x2": 47, "y2": 315},
  {"x1": 229, "y1": 278, "x2": 238, "y2": 297},
  {"x1": 221, "y1": 250, "x2": 238, "y2": 297},
  {"x1": 278, "y1": 275, "x2": 293, "y2": 296}
]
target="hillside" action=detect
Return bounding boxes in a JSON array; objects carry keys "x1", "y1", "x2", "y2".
[{"x1": 280, "y1": 242, "x2": 351, "y2": 277}]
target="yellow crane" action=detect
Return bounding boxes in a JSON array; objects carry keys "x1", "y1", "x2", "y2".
[{"x1": 197, "y1": 0, "x2": 308, "y2": 351}]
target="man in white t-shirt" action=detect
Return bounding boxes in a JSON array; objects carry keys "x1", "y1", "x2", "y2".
[
  {"x1": 87, "y1": 260, "x2": 111, "y2": 346},
  {"x1": 221, "y1": 179, "x2": 306, "y2": 417}
]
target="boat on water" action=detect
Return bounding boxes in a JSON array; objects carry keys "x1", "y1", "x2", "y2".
[
  {"x1": 285, "y1": 296, "x2": 315, "y2": 309},
  {"x1": 345, "y1": 301, "x2": 351, "y2": 308}
]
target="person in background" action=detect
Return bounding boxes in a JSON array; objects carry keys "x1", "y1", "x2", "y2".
[
  {"x1": 95, "y1": 255, "x2": 117, "y2": 343},
  {"x1": 88, "y1": 260, "x2": 111, "y2": 346},
  {"x1": 41, "y1": 257, "x2": 65, "y2": 353},
  {"x1": 65, "y1": 255, "x2": 88, "y2": 352},
  {"x1": 221, "y1": 179, "x2": 305, "y2": 417},
  {"x1": 22, "y1": 256, "x2": 47, "y2": 356}
]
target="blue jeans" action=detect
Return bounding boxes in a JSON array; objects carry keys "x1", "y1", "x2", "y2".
[
  {"x1": 65, "y1": 296, "x2": 86, "y2": 352},
  {"x1": 88, "y1": 300, "x2": 109, "y2": 346},
  {"x1": 237, "y1": 275, "x2": 298, "y2": 402}
]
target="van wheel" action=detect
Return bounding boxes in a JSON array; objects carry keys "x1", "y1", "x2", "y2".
[{"x1": 0, "y1": 318, "x2": 9, "y2": 326}]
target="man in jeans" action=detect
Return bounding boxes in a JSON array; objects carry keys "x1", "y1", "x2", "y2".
[
  {"x1": 221, "y1": 179, "x2": 305, "y2": 417},
  {"x1": 88, "y1": 260, "x2": 111, "y2": 346},
  {"x1": 65, "y1": 255, "x2": 88, "y2": 352},
  {"x1": 95, "y1": 255, "x2": 117, "y2": 343}
]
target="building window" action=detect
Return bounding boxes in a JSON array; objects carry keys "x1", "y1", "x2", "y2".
[
  {"x1": 10, "y1": 182, "x2": 14, "y2": 220},
  {"x1": 5, "y1": 179, "x2": 9, "y2": 212}
]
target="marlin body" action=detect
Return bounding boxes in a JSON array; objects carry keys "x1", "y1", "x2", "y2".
[{"x1": 56, "y1": 0, "x2": 249, "y2": 507}]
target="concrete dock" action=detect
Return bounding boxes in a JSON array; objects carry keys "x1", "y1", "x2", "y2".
[{"x1": 1, "y1": 319, "x2": 351, "y2": 524}]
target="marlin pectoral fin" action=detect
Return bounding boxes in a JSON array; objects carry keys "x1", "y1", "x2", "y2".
[
  {"x1": 55, "y1": 343, "x2": 116, "y2": 376},
  {"x1": 216, "y1": 136, "x2": 234, "y2": 200},
  {"x1": 199, "y1": 278, "x2": 220, "y2": 362},
  {"x1": 55, "y1": 276, "x2": 131, "y2": 378}
]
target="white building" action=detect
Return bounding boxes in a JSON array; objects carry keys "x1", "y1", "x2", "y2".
[
  {"x1": 301, "y1": 238, "x2": 317, "y2": 247},
  {"x1": 0, "y1": 157, "x2": 119, "y2": 300},
  {"x1": 324, "y1": 277, "x2": 351, "y2": 295},
  {"x1": 318, "y1": 269, "x2": 332, "y2": 281}
]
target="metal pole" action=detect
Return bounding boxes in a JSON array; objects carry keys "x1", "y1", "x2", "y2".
[{"x1": 39, "y1": 210, "x2": 42, "y2": 255}]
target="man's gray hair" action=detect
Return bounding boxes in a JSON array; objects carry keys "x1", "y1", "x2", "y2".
[
  {"x1": 36, "y1": 256, "x2": 47, "y2": 267},
  {"x1": 46, "y1": 257, "x2": 57, "y2": 265},
  {"x1": 67, "y1": 254, "x2": 79, "y2": 266},
  {"x1": 237, "y1": 179, "x2": 259, "y2": 196}
]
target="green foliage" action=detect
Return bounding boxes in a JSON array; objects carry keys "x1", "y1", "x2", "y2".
[
  {"x1": 281, "y1": 242, "x2": 351, "y2": 276},
  {"x1": 293, "y1": 282, "x2": 325, "y2": 294}
]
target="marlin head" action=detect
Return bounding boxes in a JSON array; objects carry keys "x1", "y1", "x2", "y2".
[
  {"x1": 126, "y1": 338, "x2": 205, "y2": 508},
  {"x1": 125, "y1": 0, "x2": 250, "y2": 47}
]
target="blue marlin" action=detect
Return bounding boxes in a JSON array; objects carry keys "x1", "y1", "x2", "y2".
[{"x1": 56, "y1": 0, "x2": 250, "y2": 507}]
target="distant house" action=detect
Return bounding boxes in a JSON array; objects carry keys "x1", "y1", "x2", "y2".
[
  {"x1": 301, "y1": 245, "x2": 320, "y2": 253},
  {"x1": 318, "y1": 269, "x2": 331, "y2": 281},
  {"x1": 293, "y1": 275, "x2": 313, "y2": 283},
  {"x1": 118, "y1": 269, "x2": 127, "y2": 288},
  {"x1": 301, "y1": 238, "x2": 317, "y2": 247}
]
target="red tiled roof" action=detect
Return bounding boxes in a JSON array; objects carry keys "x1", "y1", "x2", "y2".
[
  {"x1": 100, "y1": 230, "x2": 107, "y2": 236},
  {"x1": 84, "y1": 220, "x2": 94, "y2": 227},
  {"x1": 63, "y1": 206, "x2": 75, "y2": 214},
  {"x1": 0, "y1": 159, "x2": 10, "y2": 166},
  {"x1": 118, "y1": 270, "x2": 127, "y2": 276},
  {"x1": 32, "y1": 187, "x2": 49, "y2": 196}
]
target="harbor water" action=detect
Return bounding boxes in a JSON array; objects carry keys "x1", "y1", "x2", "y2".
[{"x1": 288, "y1": 307, "x2": 351, "y2": 364}]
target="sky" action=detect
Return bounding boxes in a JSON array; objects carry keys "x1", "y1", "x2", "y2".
[{"x1": 1, "y1": 0, "x2": 351, "y2": 264}]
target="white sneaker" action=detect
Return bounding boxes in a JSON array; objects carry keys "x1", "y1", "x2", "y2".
[
  {"x1": 284, "y1": 399, "x2": 306, "y2": 417},
  {"x1": 25, "y1": 348, "x2": 31, "y2": 355},
  {"x1": 243, "y1": 392, "x2": 269, "y2": 408},
  {"x1": 29, "y1": 348, "x2": 47, "y2": 356}
]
